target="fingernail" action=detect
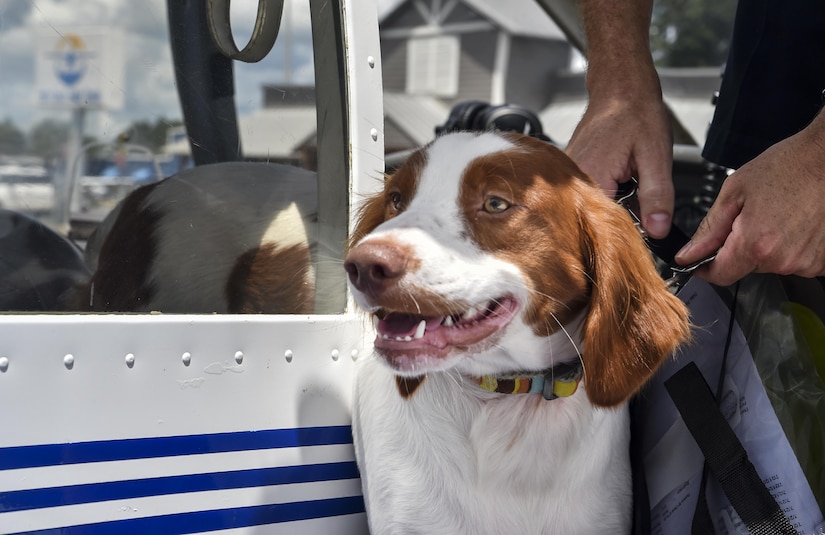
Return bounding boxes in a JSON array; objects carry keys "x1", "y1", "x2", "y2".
[
  {"x1": 675, "y1": 241, "x2": 692, "y2": 260},
  {"x1": 645, "y1": 212, "x2": 670, "y2": 239}
]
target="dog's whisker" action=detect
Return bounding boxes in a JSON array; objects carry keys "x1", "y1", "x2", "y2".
[
  {"x1": 520, "y1": 286, "x2": 573, "y2": 311},
  {"x1": 444, "y1": 368, "x2": 465, "y2": 394},
  {"x1": 542, "y1": 311, "x2": 584, "y2": 380},
  {"x1": 572, "y1": 264, "x2": 596, "y2": 286}
]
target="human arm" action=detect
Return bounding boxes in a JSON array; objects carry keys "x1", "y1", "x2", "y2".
[
  {"x1": 675, "y1": 111, "x2": 825, "y2": 285},
  {"x1": 566, "y1": 0, "x2": 674, "y2": 238}
]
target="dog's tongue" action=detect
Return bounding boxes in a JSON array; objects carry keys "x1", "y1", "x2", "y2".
[{"x1": 378, "y1": 313, "x2": 441, "y2": 338}]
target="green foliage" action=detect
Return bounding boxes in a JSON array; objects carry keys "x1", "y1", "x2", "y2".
[
  {"x1": 120, "y1": 118, "x2": 183, "y2": 153},
  {"x1": 23, "y1": 117, "x2": 182, "y2": 160},
  {"x1": 650, "y1": 0, "x2": 737, "y2": 67},
  {"x1": 28, "y1": 119, "x2": 70, "y2": 159},
  {"x1": 0, "y1": 118, "x2": 26, "y2": 154}
]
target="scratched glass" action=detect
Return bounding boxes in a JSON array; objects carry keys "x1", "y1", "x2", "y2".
[{"x1": 0, "y1": 0, "x2": 344, "y2": 314}]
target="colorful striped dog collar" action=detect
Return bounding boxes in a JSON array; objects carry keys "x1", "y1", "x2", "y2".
[{"x1": 473, "y1": 360, "x2": 583, "y2": 400}]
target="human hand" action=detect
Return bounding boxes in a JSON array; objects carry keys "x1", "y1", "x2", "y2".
[
  {"x1": 675, "y1": 126, "x2": 825, "y2": 285},
  {"x1": 566, "y1": 92, "x2": 674, "y2": 239}
]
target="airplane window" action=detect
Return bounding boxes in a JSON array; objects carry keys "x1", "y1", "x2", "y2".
[{"x1": 0, "y1": 0, "x2": 347, "y2": 314}]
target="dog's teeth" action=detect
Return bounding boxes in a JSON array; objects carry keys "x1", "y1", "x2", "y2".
[
  {"x1": 372, "y1": 316, "x2": 379, "y2": 331},
  {"x1": 442, "y1": 316, "x2": 455, "y2": 327},
  {"x1": 414, "y1": 320, "x2": 426, "y2": 339},
  {"x1": 403, "y1": 336, "x2": 412, "y2": 342},
  {"x1": 462, "y1": 305, "x2": 481, "y2": 321}
]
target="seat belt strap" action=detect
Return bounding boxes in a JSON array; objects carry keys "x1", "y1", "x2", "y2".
[{"x1": 664, "y1": 362, "x2": 798, "y2": 535}]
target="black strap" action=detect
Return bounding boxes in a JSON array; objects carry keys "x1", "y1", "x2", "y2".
[
  {"x1": 665, "y1": 363, "x2": 798, "y2": 535},
  {"x1": 691, "y1": 467, "x2": 715, "y2": 535},
  {"x1": 691, "y1": 281, "x2": 741, "y2": 535},
  {"x1": 629, "y1": 396, "x2": 651, "y2": 535},
  {"x1": 646, "y1": 222, "x2": 692, "y2": 269}
]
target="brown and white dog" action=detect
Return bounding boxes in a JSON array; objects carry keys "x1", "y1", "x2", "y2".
[
  {"x1": 77, "y1": 162, "x2": 322, "y2": 314},
  {"x1": 345, "y1": 131, "x2": 690, "y2": 533}
]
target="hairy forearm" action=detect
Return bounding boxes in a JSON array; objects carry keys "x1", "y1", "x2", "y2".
[{"x1": 577, "y1": 0, "x2": 659, "y2": 99}]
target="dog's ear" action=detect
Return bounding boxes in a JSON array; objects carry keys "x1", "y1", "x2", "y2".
[{"x1": 576, "y1": 185, "x2": 690, "y2": 407}]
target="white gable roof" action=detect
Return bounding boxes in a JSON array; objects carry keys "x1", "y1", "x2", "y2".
[
  {"x1": 380, "y1": 0, "x2": 564, "y2": 40},
  {"x1": 238, "y1": 107, "x2": 317, "y2": 160},
  {"x1": 462, "y1": 0, "x2": 564, "y2": 39}
]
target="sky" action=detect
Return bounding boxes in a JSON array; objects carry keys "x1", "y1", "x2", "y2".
[{"x1": 0, "y1": 0, "x2": 399, "y2": 140}]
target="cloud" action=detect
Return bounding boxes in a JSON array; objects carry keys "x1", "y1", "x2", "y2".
[
  {"x1": 0, "y1": 0, "x2": 176, "y2": 135},
  {"x1": 0, "y1": 0, "x2": 396, "y2": 142},
  {"x1": 0, "y1": 0, "x2": 33, "y2": 30}
]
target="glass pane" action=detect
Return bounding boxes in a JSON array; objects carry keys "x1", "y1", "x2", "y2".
[{"x1": 0, "y1": 0, "x2": 349, "y2": 314}]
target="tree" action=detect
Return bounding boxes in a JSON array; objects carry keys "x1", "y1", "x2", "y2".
[
  {"x1": 650, "y1": 0, "x2": 737, "y2": 67},
  {"x1": 120, "y1": 117, "x2": 183, "y2": 153},
  {"x1": 28, "y1": 119, "x2": 70, "y2": 160},
  {"x1": 0, "y1": 118, "x2": 26, "y2": 155}
]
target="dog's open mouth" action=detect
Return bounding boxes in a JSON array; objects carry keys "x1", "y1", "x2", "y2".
[{"x1": 371, "y1": 296, "x2": 519, "y2": 371}]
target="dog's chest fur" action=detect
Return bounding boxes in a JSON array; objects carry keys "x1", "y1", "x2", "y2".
[{"x1": 353, "y1": 363, "x2": 632, "y2": 534}]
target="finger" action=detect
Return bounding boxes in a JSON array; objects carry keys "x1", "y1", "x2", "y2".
[
  {"x1": 675, "y1": 190, "x2": 741, "y2": 266},
  {"x1": 635, "y1": 150, "x2": 674, "y2": 240},
  {"x1": 687, "y1": 180, "x2": 751, "y2": 285},
  {"x1": 638, "y1": 178, "x2": 674, "y2": 240},
  {"x1": 692, "y1": 230, "x2": 754, "y2": 286}
]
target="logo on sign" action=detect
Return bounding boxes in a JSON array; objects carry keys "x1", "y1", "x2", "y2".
[{"x1": 49, "y1": 34, "x2": 95, "y2": 87}]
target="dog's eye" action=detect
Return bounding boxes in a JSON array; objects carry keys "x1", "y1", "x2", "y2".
[
  {"x1": 389, "y1": 191, "x2": 404, "y2": 211},
  {"x1": 483, "y1": 196, "x2": 510, "y2": 213}
]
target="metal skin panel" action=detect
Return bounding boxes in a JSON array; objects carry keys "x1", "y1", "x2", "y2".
[
  {"x1": 0, "y1": 315, "x2": 372, "y2": 533},
  {"x1": 0, "y1": 315, "x2": 367, "y2": 446},
  {"x1": 0, "y1": 0, "x2": 384, "y2": 531},
  {"x1": 342, "y1": 0, "x2": 386, "y2": 206}
]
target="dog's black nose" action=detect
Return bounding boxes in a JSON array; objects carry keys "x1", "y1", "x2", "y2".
[{"x1": 344, "y1": 240, "x2": 408, "y2": 297}]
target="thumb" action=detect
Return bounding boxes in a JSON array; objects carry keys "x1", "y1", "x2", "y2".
[{"x1": 675, "y1": 194, "x2": 741, "y2": 266}]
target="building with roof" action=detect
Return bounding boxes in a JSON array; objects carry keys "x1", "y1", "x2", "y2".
[
  {"x1": 380, "y1": 0, "x2": 720, "y2": 151},
  {"x1": 238, "y1": 85, "x2": 318, "y2": 167},
  {"x1": 163, "y1": 85, "x2": 317, "y2": 166},
  {"x1": 165, "y1": 0, "x2": 720, "y2": 167},
  {"x1": 379, "y1": 0, "x2": 573, "y2": 151}
]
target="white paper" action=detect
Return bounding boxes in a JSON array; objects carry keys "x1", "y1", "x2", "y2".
[{"x1": 639, "y1": 278, "x2": 825, "y2": 535}]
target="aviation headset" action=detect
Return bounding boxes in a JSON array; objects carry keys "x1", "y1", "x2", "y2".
[{"x1": 435, "y1": 100, "x2": 554, "y2": 144}]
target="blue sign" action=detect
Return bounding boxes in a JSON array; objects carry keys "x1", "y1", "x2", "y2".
[{"x1": 47, "y1": 34, "x2": 96, "y2": 87}]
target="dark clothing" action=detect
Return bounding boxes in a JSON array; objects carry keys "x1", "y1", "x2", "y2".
[{"x1": 703, "y1": 0, "x2": 825, "y2": 169}]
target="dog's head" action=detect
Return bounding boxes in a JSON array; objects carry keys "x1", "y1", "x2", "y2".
[{"x1": 345, "y1": 131, "x2": 689, "y2": 407}]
